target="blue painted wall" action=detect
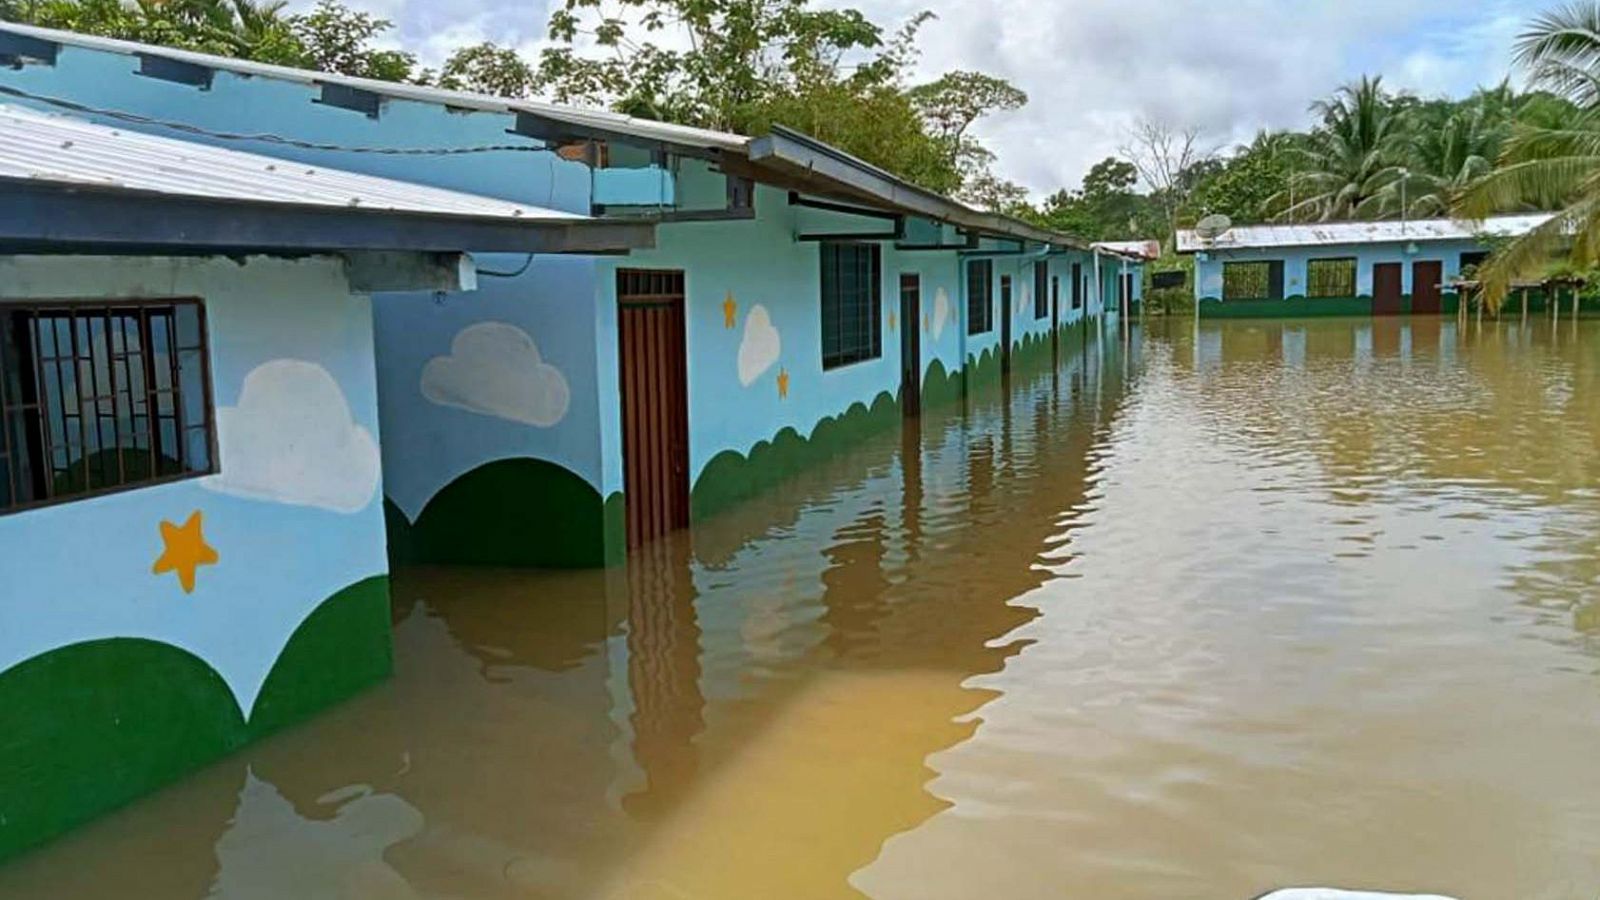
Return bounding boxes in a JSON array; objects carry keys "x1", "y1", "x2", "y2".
[
  {"x1": 0, "y1": 255, "x2": 394, "y2": 858},
  {"x1": 1194, "y1": 239, "x2": 1486, "y2": 304},
  {"x1": 0, "y1": 40, "x2": 1113, "y2": 564}
]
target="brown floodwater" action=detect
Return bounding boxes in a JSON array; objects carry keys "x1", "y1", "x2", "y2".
[{"x1": 3, "y1": 317, "x2": 1599, "y2": 899}]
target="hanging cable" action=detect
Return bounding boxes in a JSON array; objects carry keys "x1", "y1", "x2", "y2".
[
  {"x1": 476, "y1": 255, "x2": 536, "y2": 278},
  {"x1": 0, "y1": 84, "x2": 547, "y2": 156}
]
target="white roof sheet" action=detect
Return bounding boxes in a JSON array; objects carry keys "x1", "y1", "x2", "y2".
[
  {"x1": 0, "y1": 102, "x2": 582, "y2": 220},
  {"x1": 1176, "y1": 214, "x2": 1552, "y2": 253},
  {"x1": 1093, "y1": 239, "x2": 1160, "y2": 260},
  {"x1": 0, "y1": 21, "x2": 748, "y2": 153}
]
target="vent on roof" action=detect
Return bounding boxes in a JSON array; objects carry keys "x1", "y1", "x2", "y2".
[
  {"x1": 315, "y1": 82, "x2": 382, "y2": 119},
  {"x1": 0, "y1": 32, "x2": 58, "y2": 68},
  {"x1": 137, "y1": 53, "x2": 214, "y2": 89}
]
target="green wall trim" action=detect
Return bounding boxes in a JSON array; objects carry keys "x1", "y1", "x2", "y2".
[
  {"x1": 386, "y1": 458, "x2": 621, "y2": 569},
  {"x1": 247, "y1": 575, "x2": 393, "y2": 737},
  {"x1": 1200, "y1": 296, "x2": 1376, "y2": 318},
  {"x1": 0, "y1": 576, "x2": 391, "y2": 863},
  {"x1": 690, "y1": 390, "x2": 900, "y2": 522}
]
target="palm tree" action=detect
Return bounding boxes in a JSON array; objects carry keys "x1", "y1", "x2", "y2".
[
  {"x1": 1274, "y1": 76, "x2": 1411, "y2": 222},
  {"x1": 1370, "y1": 86, "x2": 1514, "y2": 218},
  {"x1": 1455, "y1": 2, "x2": 1600, "y2": 310}
]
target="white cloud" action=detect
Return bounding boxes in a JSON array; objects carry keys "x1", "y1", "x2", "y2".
[
  {"x1": 932, "y1": 287, "x2": 950, "y2": 340},
  {"x1": 738, "y1": 304, "x2": 781, "y2": 386},
  {"x1": 421, "y1": 321, "x2": 571, "y2": 427},
  {"x1": 207, "y1": 360, "x2": 381, "y2": 514}
]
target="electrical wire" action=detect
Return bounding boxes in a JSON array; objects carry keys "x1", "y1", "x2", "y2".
[
  {"x1": 0, "y1": 84, "x2": 547, "y2": 156},
  {"x1": 476, "y1": 254, "x2": 535, "y2": 278}
]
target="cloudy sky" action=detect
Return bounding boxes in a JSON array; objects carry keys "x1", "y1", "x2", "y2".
[{"x1": 307, "y1": 0, "x2": 1538, "y2": 197}]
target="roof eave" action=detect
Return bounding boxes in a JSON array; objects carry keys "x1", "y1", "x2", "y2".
[{"x1": 0, "y1": 177, "x2": 655, "y2": 255}]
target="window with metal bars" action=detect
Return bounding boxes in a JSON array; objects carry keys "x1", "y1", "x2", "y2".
[
  {"x1": 1222, "y1": 261, "x2": 1284, "y2": 301},
  {"x1": 966, "y1": 259, "x2": 993, "y2": 335},
  {"x1": 0, "y1": 299, "x2": 215, "y2": 515},
  {"x1": 1034, "y1": 262, "x2": 1049, "y2": 320},
  {"x1": 1306, "y1": 258, "x2": 1357, "y2": 298},
  {"x1": 820, "y1": 242, "x2": 882, "y2": 370}
]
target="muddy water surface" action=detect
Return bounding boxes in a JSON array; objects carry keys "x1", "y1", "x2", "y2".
[{"x1": 3, "y1": 318, "x2": 1599, "y2": 899}]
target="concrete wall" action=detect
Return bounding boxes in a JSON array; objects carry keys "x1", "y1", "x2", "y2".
[
  {"x1": 0, "y1": 255, "x2": 393, "y2": 861},
  {"x1": 1193, "y1": 238, "x2": 1486, "y2": 315},
  {"x1": 0, "y1": 42, "x2": 1113, "y2": 567}
]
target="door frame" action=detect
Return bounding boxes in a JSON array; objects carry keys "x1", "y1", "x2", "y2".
[
  {"x1": 616, "y1": 268, "x2": 690, "y2": 550},
  {"x1": 899, "y1": 272, "x2": 921, "y2": 418}
]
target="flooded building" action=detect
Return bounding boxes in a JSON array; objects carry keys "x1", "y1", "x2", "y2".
[
  {"x1": 0, "y1": 22, "x2": 1133, "y2": 571},
  {"x1": 1176, "y1": 214, "x2": 1555, "y2": 317},
  {"x1": 0, "y1": 101, "x2": 646, "y2": 861}
]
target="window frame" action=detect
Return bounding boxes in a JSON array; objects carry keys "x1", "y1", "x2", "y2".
[
  {"x1": 966, "y1": 259, "x2": 994, "y2": 335},
  {"x1": 0, "y1": 297, "x2": 217, "y2": 516},
  {"x1": 819, "y1": 241, "x2": 884, "y2": 371},
  {"x1": 1305, "y1": 257, "x2": 1358, "y2": 299},
  {"x1": 1221, "y1": 260, "x2": 1285, "y2": 301}
]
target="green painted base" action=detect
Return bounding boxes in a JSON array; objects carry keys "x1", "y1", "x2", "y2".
[
  {"x1": 386, "y1": 459, "x2": 625, "y2": 569},
  {"x1": 691, "y1": 391, "x2": 901, "y2": 522},
  {"x1": 0, "y1": 576, "x2": 391, "y2": 863},
  {"x1": 1201, "y1": 291, "x2": 1600, "y2": 319}
]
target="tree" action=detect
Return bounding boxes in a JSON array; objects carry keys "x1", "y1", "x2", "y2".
[
  {"x1": 1274, "y1": 75, "x2": 1411, "y2": 222},
  {"x1": 1121, "y1": 116, "x2": 1209, "y2": 238},
  {"x1": 909, "y1": 70, "x2": 1027, "y2": 172},
  {"x1": 290, "y1": 0, "x2": 415, "y2": 81},
  {"x1": 1031, "y1": 157, "x2": 1160, "y2": 241},
  {"x1": 1455, "y1": 2, "x2": 1600, "y2": 310},
  {"x1": 436, "y1": 43, "x2": 538, "y2": 97},
  {"x1": 534, "y1": 0, "x2": 885, "y2": 131},
  {"x1": 1186, "y1": 130, "x2": 1299, "y2": 223}
]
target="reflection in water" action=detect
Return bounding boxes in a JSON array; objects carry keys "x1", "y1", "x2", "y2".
[{"x1": 3, "y1": 319, "x2": 1600, "y2": 899}]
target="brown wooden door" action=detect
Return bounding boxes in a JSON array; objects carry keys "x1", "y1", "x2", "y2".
[
  {"x1": 617, "y1": 269, "x2": 690, "y2": 550},
  {"x1": 1411, "y1": 260, "x2": 1442, "y2": 314},
  {"x1": 899, "y1": 274, "x2": 921, "y2": 418},
  {"x1": 1373, "y1": 263, "x2": 1403, "y2": 315}
]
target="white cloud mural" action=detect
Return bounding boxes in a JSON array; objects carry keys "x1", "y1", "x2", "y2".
[
  {"x1": 932, "y1": 288, "x2": 950, "y2": 340},
  {"x1": 738, "y1": 304, "x2": 781, "y2": 387},
  {"x1": 207, "y1": 360, "x2": 381, "y2": 514},
  {"x1": 1018, "y1": 284, "x2": 1031, "y2": 316},
  {"x1": 421, "y1": 321, "x2": 570, "y2": 427}
]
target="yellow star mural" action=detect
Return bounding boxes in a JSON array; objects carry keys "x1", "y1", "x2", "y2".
[
  {"x1": 152, "y1": 510, "x2": 219, "y2": 595},
  {"x1": 777, "y1": 368, "x2": 790, "y2": 399},
  {"x1": 888, "y1": 310, "x2": 897, "y2": 332},
  {"x1": 722, "y1": 292, "x2": 738, "y2": 329}
]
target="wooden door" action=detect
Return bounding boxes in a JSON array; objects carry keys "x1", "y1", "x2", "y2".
[
  {"x1": 1411, "y1": 260, "x2": 1442, "y2": 314},
  {"x1": 617, "y1": 269, "x2": 690, "y2": 550},
  {"x1": 899, "y1": 274, "x2": 921, "y2": 418},
  {"x1": 1373, "y1": 263, "x2": 1404, "y2": 316},
  {"x1": 1051, "y1": 276, "x2": 1060, "y2": 353},
  {"x1": 999, "y1": 275, "x2": 1012, "y2": 374}
]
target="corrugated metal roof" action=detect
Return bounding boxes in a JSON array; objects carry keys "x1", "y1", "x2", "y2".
[
  {"x1": 1176, "y1": 214, "x2": 1552, "y2": 253},
  {"x1": 1093, "y1": 239, "x2": 1160, "y2": 261},
  {"x1": 0, "y1": 102, "x2": 582, "y2": 220},
  {"x1": 0, "y1": 21, "x2": 748, "y2": 153}
]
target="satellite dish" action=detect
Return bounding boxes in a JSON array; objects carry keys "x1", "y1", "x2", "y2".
[{"x1": 1195, "y1": 213, "x2": 1233, "y2": 241}]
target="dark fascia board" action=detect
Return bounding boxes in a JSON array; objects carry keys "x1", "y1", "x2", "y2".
[
  {"x1": 0, "y1": 178, "x2": 655, "y2": 255},
  {"x1": 748, "y1": 125, "x2": 1090, "y2": 251}
]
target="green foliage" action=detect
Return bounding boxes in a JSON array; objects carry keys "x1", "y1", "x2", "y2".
[
  {"x1": 1453, "y1": 1, "x2": 1600, "y2": 310},
  {"x1": 1029, "y1": 157, "x2": 1163, "y2": 241},
  {"x1": 434, "y1": 42, "x2": 538, "y2": 97},
  {"x1": 5, "y1": 0, "x2": 417, "y2": 78}
]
